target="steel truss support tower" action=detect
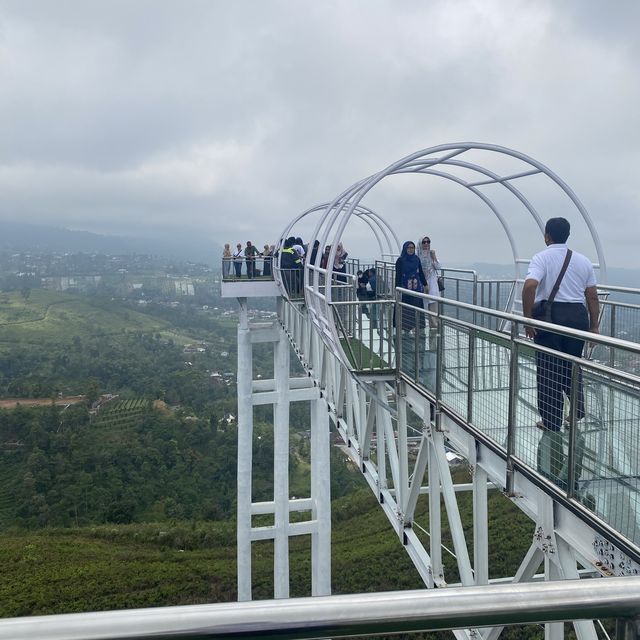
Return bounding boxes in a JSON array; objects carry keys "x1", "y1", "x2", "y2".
[{"x1": 236, "y1": 297, "x2": 331, "y2": 601}]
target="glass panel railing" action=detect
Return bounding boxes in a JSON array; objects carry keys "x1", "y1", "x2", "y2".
[
  {"x1": 393, "y1": 287, "x2": 640, "y2": 547},
  {"x1": 331, "y1": 299, "x2": 396, "y2": 372},
  {"x1": 277, "y1": 267, "x2": 304, "y2": 300}
]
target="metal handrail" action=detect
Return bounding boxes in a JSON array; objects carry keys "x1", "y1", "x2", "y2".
[{"x1": 2, "y1": 577, "x2": 639, "y2": 639}]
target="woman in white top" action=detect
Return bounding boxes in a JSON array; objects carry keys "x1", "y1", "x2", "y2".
[
  {"x1": 417, "y1": 235, "x2": 441, "y2": 325},
  {"x1": 232, "y1": 243, "x2": 244, "y2": 278}
]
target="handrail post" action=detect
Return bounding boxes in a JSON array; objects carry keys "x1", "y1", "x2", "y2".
[
  {"x1": 414, "y1": 302, "x2": 420, "y2": 383},
  {"x1": 505, "y1": 320, "x2": 519, "y2": 494},
  {"x1": 467, "y1": 327, "x2": 476, "y2": 423},
  {"x1": 396, "y1": 290, "x2": 403, "y2": 376},
  {"x1": 610, "y1": 304, "x2": 617, "y2": 368},
  {"x1": 472, "y1": 272, "x2": 478, "y2": 328},
  {"x1": 435, "y1": 299, "x2": 444, "y2": 431},
  {"x1": 566, "y1": 359, "x2": 580, "y2": 498}
]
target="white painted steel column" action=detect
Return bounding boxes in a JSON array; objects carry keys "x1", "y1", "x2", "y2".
[
  {"x1": 311, "y1": 391, "x2": 331, "y2": 595},
  {"x1": 430, "y1": 429, "x2": 474, "y2": 585},
  {"x1": 397, "y1": 394, "x2": 409, "y2": 511},
  {"x1": 428, "y1": 437, "x2": 443, "y2": 584},
  {"x1": 274, "y1": 325, "x2": 291, "y2": 598},
  {"x1": 236, "y1": 298, "x2": 253, "y2": 601},
  {"x1": 473, "y1": 463, "x2": 489, "y2": 585}
]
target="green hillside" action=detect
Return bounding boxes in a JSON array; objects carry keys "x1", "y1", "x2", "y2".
[
  {"x1": 0, "y1": 291, "x2": 232, "y2": 402},
  {"x1": 0, "y1": 486, "x2": 535, "y2": 617},
  {"x1": 0, "y1": 289, "x2": 172, "y2": 348}
]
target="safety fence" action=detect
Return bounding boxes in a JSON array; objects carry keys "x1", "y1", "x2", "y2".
[{"x1": 392, "y1": 289, "x2": 640, "y2": 549}]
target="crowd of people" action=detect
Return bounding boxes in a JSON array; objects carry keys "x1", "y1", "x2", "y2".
[
  {"x1": 221, "y1": 237, "x2": 352, "y2": 290},
  {"x1": 222, "y1": 242, "x2": 275, "y2": 279},
  {"x1": 222, "y1": 235, "x2": 447, "y2": 315}
]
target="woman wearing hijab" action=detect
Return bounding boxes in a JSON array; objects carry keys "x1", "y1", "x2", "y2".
[
  {"x1": 417, "y1": 235, "x2": 442, "y2": 326},
  {"x1": 395, "y1": 240, "x2": 427, "y2": 332},
  {"x1": 333, "y1": 243, "x2": 348, "y2": 283},
  {"x1": 262, "y1": 244, "x2": 273, "y2": 277},
  {"x1": 319, "y1": 245, "x2": 331, "y2": 269}
]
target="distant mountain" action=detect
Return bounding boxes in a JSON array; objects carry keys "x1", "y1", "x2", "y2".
[
  {"x1": 0, "y1": 222, "x2": 219, "y2": 265},
  {"x1": 467, "y1": 262, "x2": 639, "y2": 289}
]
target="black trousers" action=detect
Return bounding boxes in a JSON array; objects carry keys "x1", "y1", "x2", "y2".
[{"x1": 534, "y1": 302, "x2": 589, "y2": 432}]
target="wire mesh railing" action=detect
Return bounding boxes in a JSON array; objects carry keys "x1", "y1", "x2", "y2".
[{"x1": 392, "y1": 288, "x2": 640, "y2": 550}]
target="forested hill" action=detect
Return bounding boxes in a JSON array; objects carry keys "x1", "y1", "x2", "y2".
[
  {"x1": 0, "y1": 288, "x2": 236, "y2": 402},
  {"x1": 0, "y1": 288, "x2": 358, "y2": 531},
  {"x1": 0, "y1": 271, "x2": 552, "y2": 640}
]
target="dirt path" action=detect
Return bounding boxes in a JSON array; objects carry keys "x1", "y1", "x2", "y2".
[{"x1": 0, "y1": 396, "x2": 86, "y2": 409}]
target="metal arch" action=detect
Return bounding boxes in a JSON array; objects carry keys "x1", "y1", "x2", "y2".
[
  {"x1": 402, "y1": 157, "x2": 546, "y2": 232},
  {"x1": 272, "y1": 202, "x2": 398, "y2": 302},
  {"x1": 305, "y1": 142, "x2": 606, "y2": 373},
  {"x1": 326, "y1": 142, "x2": 606, "y2": 279},
  {"x1": 274, "y1": 201, "x2": 397, "y2": 271},
  {"x1": 305, "y1": 184, "x2": 380, "y2": 357},
  {"x1": 404, "y1": 143, "x2": 606, "y2": 279},
  {"x1": 393, "y1": 166, "x2": 521, "y2": 273}
]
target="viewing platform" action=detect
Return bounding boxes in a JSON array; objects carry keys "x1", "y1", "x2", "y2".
[{"x1": 220, "y1": 266, "x2": 279, "y2": 298}]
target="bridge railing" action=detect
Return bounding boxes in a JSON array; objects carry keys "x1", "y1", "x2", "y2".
[
  {"x1": 221, "y1": 256, "x2": 274, "y2": 280},
  {"x1": 3, "y1": 577, "x2": 640, "y2": 639},
  {"x1": 394, "y1": 288, "x2": 640, "y2": 552}
]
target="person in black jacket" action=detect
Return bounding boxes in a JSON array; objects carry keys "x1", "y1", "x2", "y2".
[{"x1": 279, "y1": 237, "x2": 303, "y2": 296}]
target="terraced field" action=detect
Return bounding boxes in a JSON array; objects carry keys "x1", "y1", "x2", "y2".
[{"x1": 0, "y1": 290, "x2": 174, "y2": 349}]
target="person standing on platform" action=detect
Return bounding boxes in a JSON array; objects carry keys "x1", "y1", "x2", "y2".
[
  {"x1": 417, "y1": 235, "x2": 442, "y2": 328},
  {"x1": 522, "y1": 217, "x2": 599, "y2": 484},
  {"x1": 366, "y1": 267, "x2": 378, "y2": 330},
  {"x1": 395, "y1": 241, "x2": 427, "y2": 333},
  {"x1": 233, "y1": 243, "x2": 244, "y2": 278},
  {"x1": 279, "y1": 237, "x2": 303, "y2": 296},
  {"x1": 262, "y1": 244, "x2": 273, "y2": 277},
  {"x1": 333, "y1": 243, "x2": 348, "y2": 283},
  {"x1": 320, "y1": 245, "x2": 331, "y2": 269},
  {"x1": 244, "y1": 241, "x2": 259, "y2": 278},
  {"x1": 222, "y1": 243, "x2": 232, "y2": 278},
  {"x1": 292, "y1": 237, "x2": 305, "y2": 261}
]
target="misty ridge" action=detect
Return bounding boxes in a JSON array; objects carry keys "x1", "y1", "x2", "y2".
[
  {"x1": 2, "y1": 222, "x2": 638, "y2": 288},
  {"x1": 1, "y1": 222, "x2": 217, "y2": 266}
]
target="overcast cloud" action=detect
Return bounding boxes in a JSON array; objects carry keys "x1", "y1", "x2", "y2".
[{"x1": 0, "y1": 0, "x2": 638, "y2": 270}]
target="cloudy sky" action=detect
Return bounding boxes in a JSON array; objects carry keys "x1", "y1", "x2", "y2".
[{"x1": 1, "y1": 0, "x2": 639, "y2": 270}]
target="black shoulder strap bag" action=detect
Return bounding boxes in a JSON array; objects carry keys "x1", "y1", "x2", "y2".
[{"x1": 532, "y1": 249, "x2": 573, "y2": 323}]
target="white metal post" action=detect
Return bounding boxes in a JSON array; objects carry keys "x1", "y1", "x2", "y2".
[
  {"x1": 428, "y1": 436, "x2": 443, "y2": 584},
  {"x1": 274, "y1": 326, "x2": 291, "y2": 598},
  {"x1": 311, "y1": 392, "x2": 331, "y2": 595},
  {"x1": 236, "y1": 298, "x2": 253, "y2": 601},
  {"x1": 472, "y1": 460, "x2": 489, "y2": 585}
]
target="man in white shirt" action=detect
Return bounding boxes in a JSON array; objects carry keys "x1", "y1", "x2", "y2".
[{"x1": 522, "y1": 217, "x2": 599, "y2": 483}]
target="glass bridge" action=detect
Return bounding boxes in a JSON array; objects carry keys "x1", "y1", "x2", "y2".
[
  {"x1": 5, "y1": 143, "x2": 640, "y2": 639},
  {"x1": 277, "y1": 261, "x2": 640, "y2": 554}
]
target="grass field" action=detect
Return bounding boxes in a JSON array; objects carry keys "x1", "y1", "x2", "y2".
[{"x1": 0, "y1": 290, "x2": 178, "y2": 348}]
